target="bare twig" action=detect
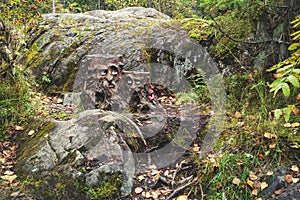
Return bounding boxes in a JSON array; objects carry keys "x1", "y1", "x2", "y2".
[{"x1": 165, "y1": 181, "x2": 194, "y2": 200}]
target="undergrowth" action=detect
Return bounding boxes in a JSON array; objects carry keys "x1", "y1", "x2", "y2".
[
  {"x1": 192, "y1": 69, "x2": 299, "y2": 199},
  {"x1": 0, "y1": 69, "x2": 35, "y2": 138}
]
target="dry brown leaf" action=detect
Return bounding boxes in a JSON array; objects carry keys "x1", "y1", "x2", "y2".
[
  {"x1": 291, "y1": 165, "x2": 299, "y2": 172},
  {"x1": 253, "y1": 181, "x2": 261, "y2": 189},
  {"x1": 1, "y1": 174, "x2": 17, "y2": 183},
  {"x1": 14, "y1": 125, "x2": 24, "y2": 131},
  {"x1": 257, "y1": 154, "x2": 264, "y2": 161},
  {"x1": 285, "y1": 174, "x2": 293, "y2": 183},
  {"x1": 232, "y1": 177, "x2": 241, "y2": 185},
  {"x1": 249, "y1": 172, "x2": 258, "y2": 181},
  {"x1": 251, "y1": 189, "x2": 258, "y2": 196},
  {"x1": 269, "y1": 142, "x2": 277, "y2": 149},
  {"x1": 131, "y1": 133, "x2": 138, "y2": 138},
  {"x1": 264, "y1": 132, "x2": 277, "y2": 139},
  {"x1": 260, "y1": 182, "x2": 268, "y2": 190},
  {"x1": 134, "y1": 187, "x2": 143, "y2": 194},
  {"x1": 235, "y1": 111, "x2": 242, "y2": 118},
  {"x1": 176, "y1": 195, "x2": 188, "y2": 200},
  {"x1": 274, "y1": 187, "x2": 285, "y2": 195},
  {"x1": 297, "y1": 93, "x2": 300, "y2": 102}
]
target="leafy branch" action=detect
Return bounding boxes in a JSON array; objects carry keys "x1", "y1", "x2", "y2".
[{"x1": 268, "y1": 15, "x2": 300, "y2": 121}]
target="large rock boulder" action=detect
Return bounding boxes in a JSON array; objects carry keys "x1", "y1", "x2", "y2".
[{"x1": 17, "y1": 110, "x2": 144, "y2": 199}]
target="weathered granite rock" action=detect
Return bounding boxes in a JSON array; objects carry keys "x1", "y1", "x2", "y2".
[{"x1": 17, "y1": 109, "x2": 144, "y2": 199}]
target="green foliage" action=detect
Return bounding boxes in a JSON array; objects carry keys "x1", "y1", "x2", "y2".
[
  {"x1": 268, "y1": 15, "x2": 300, "y2": 121},
  {"x1": 0, "y1": 0, "x2": 46, "y2": 137},
  {"x1": 105, "y1": 0, "x2": 197, "y2": 18},
  {"x1": 0, "y1": 69, "x2": 35, "y2": 136},
  {"x1": 87, "y1": 173, "x2": 122, "y2": 199}
]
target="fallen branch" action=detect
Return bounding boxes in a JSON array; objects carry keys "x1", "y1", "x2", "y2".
[{"x1": 165, "y1": 181, "x2": 194, "y2": 200}]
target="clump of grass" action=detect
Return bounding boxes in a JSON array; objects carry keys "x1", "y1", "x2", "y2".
[
  {"x1": 191, "y1": 69, "x2": 299, "y2": 199},
  {"x1": 0, "y1": 69, "x2": 35, "y2": 138}
]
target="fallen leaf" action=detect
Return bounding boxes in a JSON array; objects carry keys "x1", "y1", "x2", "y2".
[
  {"x1": 28, "y1": 130, "x2": 35, "y2": 136},
  {"x1": 297, "y1": 93, "x2": 300, "y2": 102},
  {"x1": 134, "y1": 187, "x2": 143, "y2": 194},
  {"x1": 284, "y1": 123, "x2": 292, "y2": 128},
  {"x1": 293, "y1": 177, "x2": 299, "y2": 183},
  {"x1": 137, "y1": 175, "x2": 145, "y2": 181},
  {"x1": 145, "y1": 191, "x2": 151, "y2": 198},
  {"x1": 10, "y1": 191, "x2": 20, "y2": 197},
  {"x1": 291, "y1": 122, "x2": 300, "y2": 127},
  {"x1": 4, "y1": 170, "x2": 14, "y2": 175},
  {"x1": 131, "y1": 133, "x2": 138, "y2": 138},
  {"x1": 269, "y1": 142, "x2": 277, "y2": 149},
  {"x1": 151, "y1": 191, "x2": 159, "y2": 199},
  {"x1": 267, "y1": 171, "x2": 274, "y2": 176},
  {"x1": 291, "y1": 165, "x2": 299, "y2": 172},
  {"x1": 249, "y1": 172, "x2": 258, "y2": 181},
  {"x1": 260, "y1": 182, "x2": 268, "y2": 190},
  {"x1": 285, "y1": 174, "x2": 293, "y2": 183},
  {"x1": 1, "y1": 174, "x2": 17, "y2": 183},
  {"x1": 251, "y1": 189, "x2": 258, "y2": 196},
  {"x1": 235, "y1": 111, "x2": 242, "y2": 118},
  {"x1": 232, "y1": 177, "x2": 241, "y2": 185},
  {"x1": 264, "y1": 132, "x2": 277, "y2": 139},
  {"x1": 247, "y1": 180, "x2": 254, "y2": 188},
  {"x1": 14, "y1": 125, "x2": 24, "y2": 131},
  {"x1": 253, "y1": 181, "x2": 261, "y2": 189},
  {"x1": 176, "y1": 195, "x2": 188, "y2": 200},
  {"x1": 257, "y1": 153, "x2": 264, "y2": 160},
  {"x1": 274, "y1": 187, "x2": 285, "y2": 195}
]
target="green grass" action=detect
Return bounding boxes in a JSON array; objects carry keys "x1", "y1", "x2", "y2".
[{"x1": 191, "y1": 70, "x2": 299, "y2": 199}]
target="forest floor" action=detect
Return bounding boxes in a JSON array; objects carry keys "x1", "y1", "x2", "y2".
[{"x1": 0, "y1": 86, "x2": 300, "y2": 199}]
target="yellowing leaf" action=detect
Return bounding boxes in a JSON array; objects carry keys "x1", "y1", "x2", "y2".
[
  {"x1": 260, "y1": 182, "x2": 268, "y2": 190},
  {"x1": 291, "y1": 122, "x2": 300, "y2": 127},
  {"x1": 232, "y1": 177, "x2": 241, "y2": 185},
  {"x1": 1, "y1": 174, "x2": 17, "y2": 183},
  {"x1": 137, "y1": 175, "x2": 145, "y2": 181},
  {"x1": 247, "y1": 180, "x2": 254, "y2": 188}
]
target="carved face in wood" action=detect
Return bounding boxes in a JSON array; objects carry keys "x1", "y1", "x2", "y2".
[
  {"x1": 95, "y1": 55, "x2": 125, "y2": 96},
  {"x1": 123, "y1": 71, "x2": 150, "y2": 89}
]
